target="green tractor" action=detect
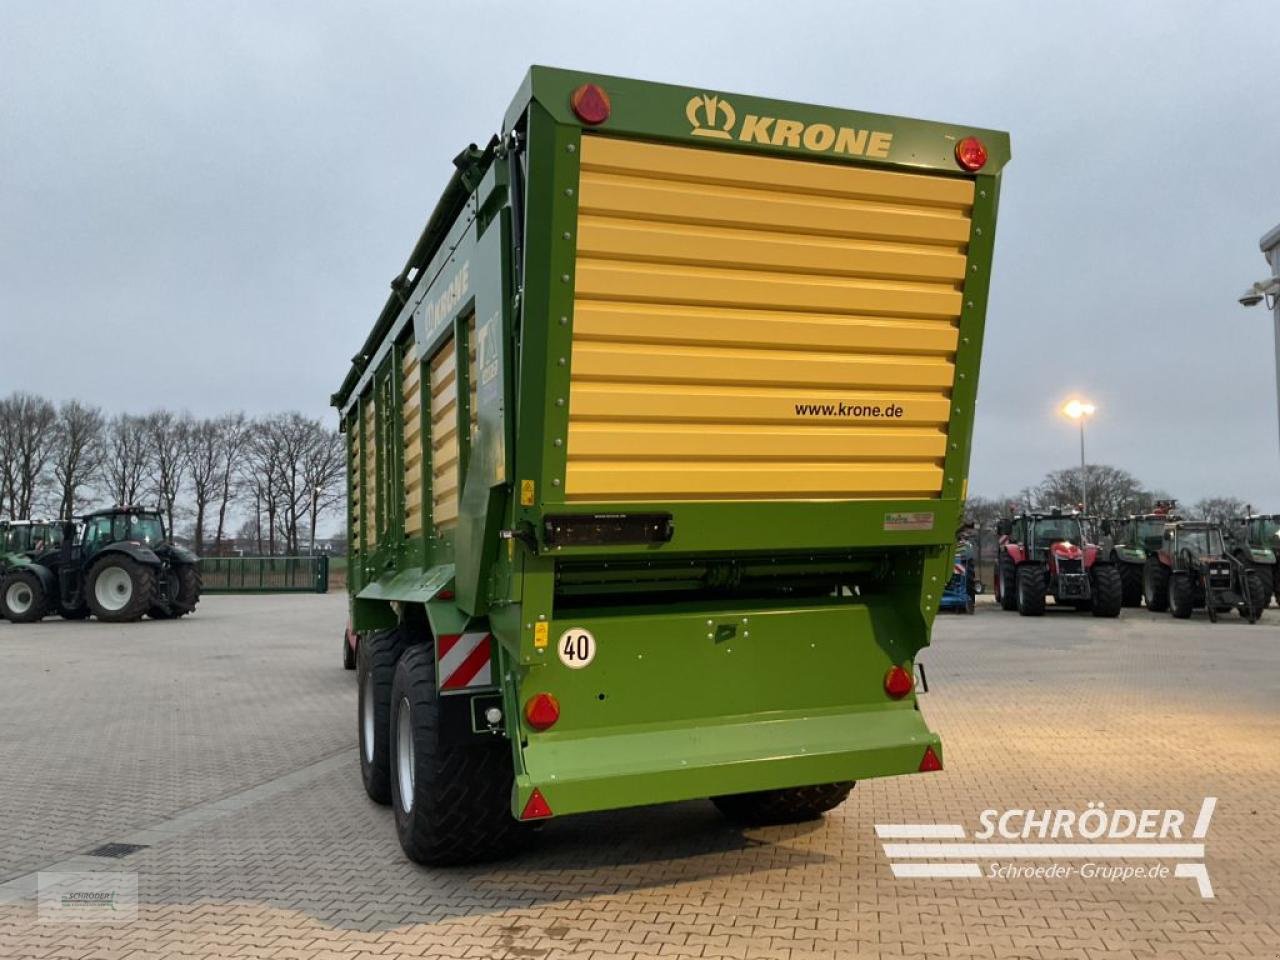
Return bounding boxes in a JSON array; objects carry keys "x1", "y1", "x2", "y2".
[
  {"x1": 1100, "y1": 501, "x2": 1181, "y2": 607},
  {"x1": 1143, "y1": 519, "x2": 1268, "y2": 622},
  {"x1": 0, "y1": 507, "x2": 201, "y2": 623},
  {"x1": 1, "y1": 519, "x2": 66, "y2": 571},
  {"x1": 1, "y1": 519, "x2": 69, "y2": 617},
  {"x1": 1226, "y1": 512, "x2": 1279, "y2": 607}
]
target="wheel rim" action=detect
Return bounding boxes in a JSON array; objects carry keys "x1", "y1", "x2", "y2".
[
  {"x1": 6, "y1": 582, "x2": 32, "y2": 615},
  {"x1": 396, "y1": 696, "x2": 415, "y2": 812},
  {"x1": 94, "y1": 567, "x2": 133, "y2": 612},
  {"x1": 361, "y1": 672, "x2": 375, "y2": 764}
]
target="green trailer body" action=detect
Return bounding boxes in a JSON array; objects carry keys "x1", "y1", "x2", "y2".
[{"x1": 333, "y1": 66, "x2": 1010, "y2": 861}]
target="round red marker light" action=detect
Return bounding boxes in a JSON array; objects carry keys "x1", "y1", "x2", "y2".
[
  {"x1": 884, "y1": 665, "x2": 914, "y2": 699},
  {"x1": 570, "y1": 83, "x2": 611, "y2": 125},
  {"x1": 524, "y1": 692, "x2": 561, "y2": 731},
  {"x1": 955, "y1": 136, "x2": 988, "y2": 172}
]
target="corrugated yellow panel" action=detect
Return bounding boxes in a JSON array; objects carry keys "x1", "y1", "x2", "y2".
[
  {"x1": 568, "y1": 135, "x2": 972, "y2": 502},
  {"x1": 402, "y1": 347, "x2": 424, "y2": 538},
  {"x1": 429, "y1": 338, "x2": 459, "y2": 529},
  {"x1": 362, "y1": 392, "x2": 377, "y2": 545},
  {"x1": 467, "y1": 314, "x2": 478, "y2": 439},
  {"x1": 348, "y1": 428, "x2": 361, "y2": 541}
]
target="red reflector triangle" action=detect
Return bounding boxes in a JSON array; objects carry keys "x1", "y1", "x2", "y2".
[
  {"x1": 520, "y1": 788, "x2": 553, "y2": 820},
  {"x1": 919, "y1": 746, "x2": 942, "y2": 772}
]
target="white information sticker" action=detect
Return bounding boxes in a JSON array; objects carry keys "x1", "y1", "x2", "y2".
[{"x1": 557, "y1": 628, "x2": 596, "y2": 669}]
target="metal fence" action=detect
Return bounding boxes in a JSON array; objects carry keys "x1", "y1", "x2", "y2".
[{"x1": 199, "y1": 556, "x2": 330, "y2": 594}]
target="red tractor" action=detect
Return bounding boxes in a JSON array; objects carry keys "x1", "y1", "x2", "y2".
[{"x1": 993, "y1": 508, "x2": 1122, "y2": 617}]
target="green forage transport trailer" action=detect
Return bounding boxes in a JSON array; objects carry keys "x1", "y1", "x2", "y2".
[{"x1": 333, "y1": 66, "x2": 1010, "y2": 864}]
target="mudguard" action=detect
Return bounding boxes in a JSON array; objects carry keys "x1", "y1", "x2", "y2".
[
  {"x1": 7, "y1": 560, "x2": 55, "y2": 595},
  {"x1": 91, "y1": 543, "x2": 162, "y2": 567}
]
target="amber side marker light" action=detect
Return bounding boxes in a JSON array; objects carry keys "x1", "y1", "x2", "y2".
[
  {"x1": 521, "y1": 788, "x2": 553, "y2": 820},
  {"x1": 884, "y1": 665, "x2": 914, "y2": 699},
  {"x1": 570, "y1": 83, "x2": 611, "y2": 125},
  {"x1": 955, "y1": 136, "x2": 988, "y2": 172},
  {"x1": 524, "y1": 693, "x2": 561, "y2": 731}
]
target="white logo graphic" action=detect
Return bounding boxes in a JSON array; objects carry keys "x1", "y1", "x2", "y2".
[{"x1": 877, "y1": 797, "x2": 1217, "y2": 898}]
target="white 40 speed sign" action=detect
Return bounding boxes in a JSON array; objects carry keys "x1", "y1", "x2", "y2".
[{"x1": 558, "y1": 628, "x2": 596, "y2": 669}]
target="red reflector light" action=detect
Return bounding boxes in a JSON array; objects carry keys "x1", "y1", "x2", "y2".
[
  {"x1": 524, "y1": 693, "x2": 560, "y2": 731},
  {"x1": 884, "y1": 665, "x2": 914, "y2": 699},
  {"x1": 520, "y1": 788, "x2": 553, "y2": 820},
  {"x1": 955, "y1": 136, "x2": 988, "y2": 172},
  {"x1": 570, "y1": 83, "x2": 611, "y2": 125},
  {"x1": 919, "y1": 745, "x2": 942, "y2": 772}
]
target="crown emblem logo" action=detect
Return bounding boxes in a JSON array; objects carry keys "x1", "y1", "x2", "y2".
[{"x1": 686, "y1": 94, "x2": 735, "y2": 139}]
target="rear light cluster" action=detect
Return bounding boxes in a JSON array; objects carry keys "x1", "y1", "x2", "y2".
[{"x1": 884, "y1": 665, "x2": 914, "y2": 699}]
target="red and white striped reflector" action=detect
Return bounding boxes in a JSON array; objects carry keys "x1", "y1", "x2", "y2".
[
  {"x1": 437, "y1": 631, "x2": 494, "y2": 690},
  {"x1": 953, "y1": 562, "x2": 966, "y2": 576}
]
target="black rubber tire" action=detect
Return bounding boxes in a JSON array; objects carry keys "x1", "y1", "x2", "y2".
[
  {"x1": 389, "y1": 644, "x2": 528, "y2": 865},
  {"x1": 357, "y1": 627, "x2": 408, "y2": 805},
  {"x1": 1248, "y1": 566, "x2": 1272, "y2": 609},
  {"x1": 1144, "y1": 560, "x2": 1170, "y2": 613},
  {"x1": 1016, "y1": 565, "x2": 1046, "y2": 617},
  {"x1": 1089, "y1": 565, "x2": 1123, "y2": 618},
  {"x1": 1168, "y1": 572, "x2": 1194, "y2": 619},
  {"x1": 1, "y1": 571, "x2": 49, "y2": 623},
  {"x1": 169, "y1": 564, "x2": 201, "y2": 616},
  {"x1": 965, "y1": 591, "x2": 976, "y2": 614},
  {"x1": 997, "y1": 562, "x2": 1017, "y2": 611},
  {"x1": 712, "y1": 781, "x2": 855, "y2": 826},
  {"x1": 1242, "y1": 569, "x2": 1269, "y2": 620},
  {"x1": 1117, "y1": 561, "x2": 1144, "y2": 607},
  {"x1": 85, "y1": 556, "x2": 155, "y2": 623},
  {"x1": 1273, "y1": 566, "x2": 1280, "y2": 609},
  {"x1": 343, "y1": 630, "x2": 357, "y2": 670}
]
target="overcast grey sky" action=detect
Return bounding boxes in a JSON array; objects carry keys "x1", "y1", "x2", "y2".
[{"x1": 3, "y1": 0, "x2": 1278, "y2": 506}]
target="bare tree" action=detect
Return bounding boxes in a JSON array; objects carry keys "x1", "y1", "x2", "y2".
[
  {"x1": 302, "y1": 424, "x2": 345, "y2": 553},
  {"x1": 243, "y1": 419, "x2": 285, "y2": 556},
  {"x1": 1192, "y1": 496, "x2": 1247, "y2": 524},
  {"x1": 101, "y1": 413, "x2": 152, "y2": 507},
  {"x1": 212, "y1": 413, "x2": 251, "y2": 552},
  {"x1": 0, "y1": 393, "x2": 58, "y2": 516},
  {"x1": 1033, "y1": 464, "x2": 1161, "y2": 518},
  {"x1": 185, "y1": 418, "x2": 222, "y2": 555},
  {"x1": 51, "y1": 400, "x2": 105, "y2": 519},
  {"x1": 143, "y1": 411, "x2": 192, "y2": 538}
]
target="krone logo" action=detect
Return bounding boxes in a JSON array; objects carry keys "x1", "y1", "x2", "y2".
[{"x1": 686, "y1": 94, "x2": 735, "y2": 140}]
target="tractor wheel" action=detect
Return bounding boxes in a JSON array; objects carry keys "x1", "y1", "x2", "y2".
[
  {"x1": 342, "y1": 629, "x2": 357, "y2": 670},
  {"x1": 1273, "y1": 566, "x2": 1280, "y2": 608},
  {"x1": 1016, "y1": 565, "x2": 1046, "y2": 617},
  {"x1": 86, "y1": 557, "x2": 155, "y2": 622},
  {"x1": 1144, "y1": 560, "x2": 1170, "y2": 613},
  {"x1": 965, "y1": 591, "x2": 976, "y2": 615},
  {"x1": 1, "y1": 572, "x2": 49, "y2": 623},
  {"x1": 1090, "y1": 565, "x2": 1123, "y2": 618},
  {"x1": 1168, "y1": 572, "x2": 1194, "y2": 619},
  {"x1": 1117, "y1": 561, "x2": 1144, "y2": 607},
  {"x1": 1242, "y1": 569, "x2": 1269, "y2": 620},
  {"x1": 713, "y1": 781, "x2": 855, "y2": 826},
  {"x1": 357, "y1": 627, "x2": 408, "y2": 804},
  {"x1": 389, "y1": 644, "x2": 528, "y2": 864},
  {"x1": 997, "y1": 562, "x2": 1017, "y2": 611},
  {"x1": 1249, "y1": 566, "x2": 1272, "y2": 609},
  {"x1": 169, "y1": 564, "x2": 201, "y2": 616}
]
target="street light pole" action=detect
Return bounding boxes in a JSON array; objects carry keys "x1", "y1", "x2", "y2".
[
  {"x1": 309, "y1": 485, "x2": 320, "y2": 556},
  {"x1": 1078, "y1": 416, "x2": 1088, "y2": 516},
  {"x1": 1062, "y1": 399, "x2": 1096, "y2": 514}
]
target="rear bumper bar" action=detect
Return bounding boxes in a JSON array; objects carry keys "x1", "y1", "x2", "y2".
[{"x1": 512, "y1": 705, "x2": 940, "y2": 818}]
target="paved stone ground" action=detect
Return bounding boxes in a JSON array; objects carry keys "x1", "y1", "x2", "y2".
[{"x1": 1, "y1": 593, "x2": 1277, "y2": 959}]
